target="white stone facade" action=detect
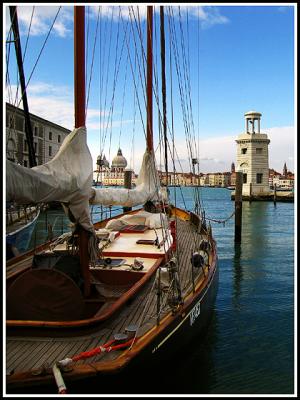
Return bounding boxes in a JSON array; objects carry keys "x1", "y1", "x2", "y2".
[{"x1": 236, "y1": 111, "x2": 270, "y2": 196}]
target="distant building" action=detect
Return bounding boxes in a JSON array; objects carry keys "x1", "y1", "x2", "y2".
[
  {"x1": 93, "y1": 148, "x2": 137, "y2": 186},
  {"x1": 273, "y1": 176, "x2": 294, "y2": 189},
  {"x1": 268, "y1": 166, "x2": 294, "y2": 189},
  {"x1": 158, "y1": 171, "x2": 198, "y2": 186},
  {"x1": 236, "y1": 111, "x2": 270, "y2": 196},
  {"x1": 6, "y1": 102, "x2": 70, "y2": 166},
  {"x1": 207, "y1": 172, "x2": 231, "y2": 187}
]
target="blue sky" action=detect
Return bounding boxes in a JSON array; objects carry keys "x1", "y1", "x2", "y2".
[{"x1": 4, "y1": 4, "x2": 296, "y2": 174}]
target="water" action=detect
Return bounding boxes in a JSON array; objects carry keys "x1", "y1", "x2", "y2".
[
  {"x1": 26, "y1": 188, "x2": 294, "y2": 395},
  {"x1": 167, "y1": 187, "x2": 295, "y2": 395}
]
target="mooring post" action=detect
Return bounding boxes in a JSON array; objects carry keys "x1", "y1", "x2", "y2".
[
  {"x1": 249, "y1": 182, "x2": 252, "y2": 203},
  {"x1": 234, "y1": 171, "x2": 243, "y2": 243},
  {"x1": 273, "y1": 183, "x2": 277, "y2": 206},
  {"x1": 123, "y1": 169, "x2": 132, "y2": 213}
]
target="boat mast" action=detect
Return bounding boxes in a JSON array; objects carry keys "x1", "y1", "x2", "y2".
[
  {"x1": 9, "y1": 6, "x2": 37, "y2": 168},
  {"x1": 74, "y1": 6, "x2": 90, "y2": 297},
  {"x1": 160, "y1": 6, "x2": 168, "y2": 185},
  {"x1": 146, "y1": 6, "x2": 153, "y2": 153},
  {"x1": 74, "y1": 6, "x2": 86, "y2": 128}
]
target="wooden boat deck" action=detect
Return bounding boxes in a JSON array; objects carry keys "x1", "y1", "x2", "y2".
[{"x1": 6, "y1": 217, "x2": 209, "y2": 382}]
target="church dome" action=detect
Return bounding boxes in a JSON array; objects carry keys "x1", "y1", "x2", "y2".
[{"x1": 111, "y1": 148, "x2": 127, "y2": 168}]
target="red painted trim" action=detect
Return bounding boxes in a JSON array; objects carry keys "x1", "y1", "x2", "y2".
[{"x1": 102, "y1": 251, "x2": 162, "y2": 259}]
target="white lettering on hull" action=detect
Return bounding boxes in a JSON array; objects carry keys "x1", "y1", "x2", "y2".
[{"x1": 190, "y1": 300, "x2": 201, "y2": 326}]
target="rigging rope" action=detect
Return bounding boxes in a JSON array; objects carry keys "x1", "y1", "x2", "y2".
[
  {"x1": 205, "y1": 210, "x2": 236, "y2": 225},
  {"x1": 14, "y1": 6, "x2": 62, "y2": 111},
  {"x1": 85, "y1": 6, "x2": 101, "y2": 114}
]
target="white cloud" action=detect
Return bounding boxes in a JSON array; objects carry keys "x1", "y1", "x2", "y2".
[
  {"x1": 172, "y1": 5, "x2": 229, "y2": 28},
  {"x1": 174, "y1": 126, "x2": 295, "y2": 174},
  {"x1": 6, "y1": 82, "x2": 294, "y2": 175},
  {"x1": 6, "y1": 82, "x2": 74, "y2": 129},
  {"x1": 6, "y1": 5, "x2": 73, "y2": 38},
  {"x1": 88, "y1": 5, "x2": 229, "y2": 28}
]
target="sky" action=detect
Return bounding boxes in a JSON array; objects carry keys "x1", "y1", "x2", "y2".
[{"x1": 4, "y1": 3, "x2": 296, "y2": 174}]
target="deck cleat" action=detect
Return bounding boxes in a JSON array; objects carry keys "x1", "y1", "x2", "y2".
[
  {"x1": 125, "y1": 324, "x2": 138, "y2": 339},
  {"x1": 113, "y1": 333, "x2": 128, "y2": 343}
]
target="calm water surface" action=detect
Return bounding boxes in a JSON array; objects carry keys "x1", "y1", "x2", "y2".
[{"x1": 27, "y1": 187, "x2": 294, "y2": 395}]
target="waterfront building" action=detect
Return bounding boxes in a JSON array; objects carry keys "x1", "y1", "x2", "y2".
[
  {"x1": 236, "y1": 111, "x2": 270, "y2": 196},
  {"x1": 199, "y1": 174, "x2": 208, "y2": 186},
  {"x1": 93, "y1": 148, "x2": 137, "y2": 186},
  {"x1": 6, "y1": 103, "x2": 70, "y2": 166},
  {"x1": 273, "y1": 176, "x2": 294, "y2": 190},
  {"x1": 207, "y1": 172, "x2": 231, "y2": 187}
]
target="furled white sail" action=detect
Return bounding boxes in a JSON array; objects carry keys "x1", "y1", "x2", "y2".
[
  {"x1": 6, "y1": 127, "x2": 165, "y2": 234},
  {"x1": 6, "y1": 127, "x2": 94, "y2": 232},
  {"x1": 90, "y1": 150, "x2": 162, "y2": 207}
]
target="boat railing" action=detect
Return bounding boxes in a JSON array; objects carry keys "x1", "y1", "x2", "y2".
[{"x1": 6, "y1": 204, "x2": 39, "y2": 226}]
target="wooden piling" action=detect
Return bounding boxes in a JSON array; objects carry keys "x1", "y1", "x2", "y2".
[
  {"x1": 273, "y1": 183, "x2": 277, "y2": 206},
  {"x1": 123, "y1": 169, "x2": 132, "y2": 213},
  {"x1": 234, "y1": 171, "x2": 243, "y2": 243}
]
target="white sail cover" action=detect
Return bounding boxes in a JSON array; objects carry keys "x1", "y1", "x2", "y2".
[
  {"x1": 90, "y1": 150, "x2": 162, "y2": 207},
  {"x1": 6, "y1": 127, "x2": 164, "y2": 233},
  {"x1": 6, "y1": 127, "x2": 94, "y2": 232}
]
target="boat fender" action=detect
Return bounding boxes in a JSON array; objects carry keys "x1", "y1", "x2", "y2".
[
  {"x1": 105, "y1": 257, "x2": 112, "y2": 266},
  {"x1": 191, "y1": 252, "x2": 204, "y2": 268},
  {"x1": 199, "y1": 239, "x2": 210, "y2": 252},
  {"x1": 53, "y1": 363, "x2": 67, "y2": 394}
]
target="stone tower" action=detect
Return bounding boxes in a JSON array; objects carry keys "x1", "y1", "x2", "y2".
[
  {"x1": 283, "y1": 162, "x2": 288, "y2": 178},
  {"x1": 236, "y1": 111, "x2": 270, "y2": 196}
]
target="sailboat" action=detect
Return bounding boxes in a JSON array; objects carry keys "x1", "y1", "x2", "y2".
[
  {"x1": 6, "y1": 5, "x2": 218, "y2": 394},
  {"x1": 6, "y1": 204, "x2": 40, "y2": 259}
]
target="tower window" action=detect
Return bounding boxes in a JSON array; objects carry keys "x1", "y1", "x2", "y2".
[
  {"x1": 49, "y1": 146, "x2": 52, "y2": 156},
  {"x1": 241, "y1": 148, "x2": 247, "y2": 154},
  {"x1": 58, "y1": 135, "x2": 61, "y2": 143},
  {"x1": 49, "y1": 131, "x2": 52, "y2": 140},
  {"x1": 256, "y1": 148, "x2": 263, "y2": 154},
  {"x1": 257, "y1": 173, "x2": 263, "y2": 184},
  {"x1": 243, "y1": 173, "x2": 247, "y2": 184}
]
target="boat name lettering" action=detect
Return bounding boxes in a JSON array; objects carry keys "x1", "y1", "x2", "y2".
[{"x1": 190, "y1": 300, "x2": 201, "y2": 326}]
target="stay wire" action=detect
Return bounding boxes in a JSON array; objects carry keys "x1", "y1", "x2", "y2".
[{"x1": 14, "y1": 6, "x2": 62, "y2": 111}]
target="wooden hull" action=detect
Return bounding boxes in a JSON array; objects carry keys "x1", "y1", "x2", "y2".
[
  {"x1": 6, "y1": 208, "x2": 219, "y2": 393},
  {"x1": 7, "y1": 261, "x2": 218, "y2": 393}
]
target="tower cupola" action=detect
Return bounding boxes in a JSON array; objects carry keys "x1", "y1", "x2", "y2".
[{"x1": 244, "y1": 111, "x2": 262, "y2": 134}]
